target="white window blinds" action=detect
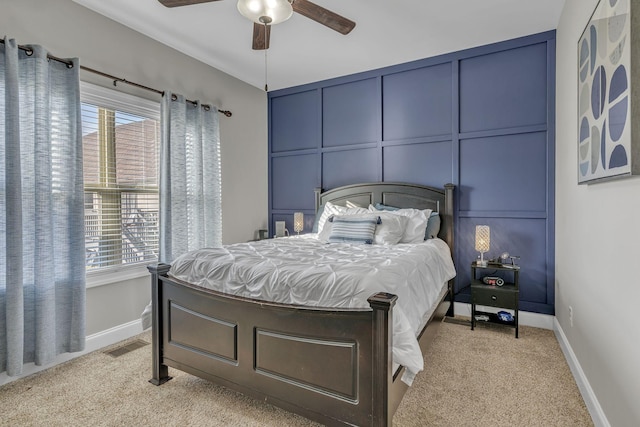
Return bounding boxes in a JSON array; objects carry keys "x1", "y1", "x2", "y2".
[{"x1": 81, "y1": 83, "x2": 160, "y2": 271}]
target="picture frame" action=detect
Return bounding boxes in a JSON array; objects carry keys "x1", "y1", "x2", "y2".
[{"x1": 577, "y1": 0, "x2": 639, "y2": 184}]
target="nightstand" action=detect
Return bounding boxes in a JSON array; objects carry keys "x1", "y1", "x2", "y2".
[{"x1": 470, "y1": 261, "x2": 519, "y2": 338}]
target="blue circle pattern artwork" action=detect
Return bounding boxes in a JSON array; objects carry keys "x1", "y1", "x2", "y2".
[{"x1": 578, "y1": 0, "x2": 630, "y2": 182}]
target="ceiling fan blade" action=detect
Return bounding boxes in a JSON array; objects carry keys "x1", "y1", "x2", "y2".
[
  {"x1": 292, "y1": 0, "x2": 355, "y2": 35},
  {"x1": 158, "y1": 0, "x2": 222, "y2": 8},
  {"x1": 252, "y1": 23, "x2": 271, "y2": 50}
]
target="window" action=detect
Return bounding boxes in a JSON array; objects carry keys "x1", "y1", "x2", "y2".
[{"x1": 81, "y1": 83, "x2": 160, "y2": 274}]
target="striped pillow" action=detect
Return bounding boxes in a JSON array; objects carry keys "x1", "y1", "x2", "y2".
[{"x1": 327, "y1": 215, "x2": 380, "y2": 245}]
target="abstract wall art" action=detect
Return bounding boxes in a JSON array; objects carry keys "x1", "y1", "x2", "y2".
[{"x1": 578, "y1": 0, "x2": 639, "y2": 183}]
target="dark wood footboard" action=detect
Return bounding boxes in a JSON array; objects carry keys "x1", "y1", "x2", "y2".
[{"x1": 148, "y1": 263, "x2": 451, "y2": 426}]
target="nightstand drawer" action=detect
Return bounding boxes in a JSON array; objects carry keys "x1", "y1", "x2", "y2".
[{"x1": 471, "y1": 286, "x2": 517, "y2": 309}]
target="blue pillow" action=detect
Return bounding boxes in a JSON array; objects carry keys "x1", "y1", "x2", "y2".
[
  {"x1": 374, "y1": 202, "x2": 399, "y2": 211},
  {"x1": 424, "y1": 212, "x2": 441, "y2": 240},
  {"x1": 327, "y1": 215, "x2": 380, "y2": 245}
]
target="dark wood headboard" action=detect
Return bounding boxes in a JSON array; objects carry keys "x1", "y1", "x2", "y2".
[{"x1": 314, "y1": 182, "x2": 455, "y2": 255}]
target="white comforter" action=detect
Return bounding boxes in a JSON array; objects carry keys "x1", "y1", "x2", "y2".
[{"x1": 169, "y1": 234, "x2": 456, "y2": 385}]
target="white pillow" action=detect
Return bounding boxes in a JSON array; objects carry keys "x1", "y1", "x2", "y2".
[
  {"x1": 369, "y1": 205, "x2": 432, "y2": 243},
  {"x1": 318, "y1": 217, "x2": 334, "y2": 243},
  {"x1": 316, "y1": 201, "x2": 368, "y2": 234},
  {"x1": 373, "y1": 212, "x2": 409, "y2": 245}
]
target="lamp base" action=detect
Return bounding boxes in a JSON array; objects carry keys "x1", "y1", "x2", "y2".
[{"x1": 476, "y1": 259, "x2": 488, "y2": 267}]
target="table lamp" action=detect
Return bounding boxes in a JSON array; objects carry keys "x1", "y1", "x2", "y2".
[
  {"x1": 294, "y1": 212, "x2": 304, "y2": 235},
  {"x1": 475, "y1": 225, "x2": 490, "y2": 267}
]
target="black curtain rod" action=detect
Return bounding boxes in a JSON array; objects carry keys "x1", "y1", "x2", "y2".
[{"x1": 0, "y1": 39, "x2": 232, "y2": 117}]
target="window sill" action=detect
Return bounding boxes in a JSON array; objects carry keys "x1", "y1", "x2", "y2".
[{"x1": 86, "y1": 265, "x2": 151, "y2": 289}]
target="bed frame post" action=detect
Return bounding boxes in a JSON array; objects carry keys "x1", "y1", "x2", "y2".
[
  {"x1": 444, "y1": 183, "x2": 455, "y2": 318},
  {"x1": 147, "y1": 263, "x2": 172, "y2": 386},
  {"x1": 314, "y1": 187, "x2": 322, "y2": 211},
  {"x1": 368, "y1": 292, "x2": 397, "y2": 427}
]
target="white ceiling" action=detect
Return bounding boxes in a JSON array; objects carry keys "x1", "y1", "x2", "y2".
[{"x1": 73, "y1": 0, "x2": 565, "y2": 92}]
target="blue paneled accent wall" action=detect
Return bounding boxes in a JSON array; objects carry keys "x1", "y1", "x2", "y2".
[{"x1": 268, "y1": 31, "x2": 556, "y2": 314}]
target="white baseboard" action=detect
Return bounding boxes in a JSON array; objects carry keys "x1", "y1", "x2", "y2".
[
  {"x1": 0, "y1": 319, "x2": 144, "y2": 387},
  {"x1": 453, "y1": 302, "x2": 554, "y2": 329},
  {"x1": 554, "y1": 319, "x2": 609, "y2": 427}
]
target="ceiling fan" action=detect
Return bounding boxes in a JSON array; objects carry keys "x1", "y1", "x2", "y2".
[{"x1": 158, "y1": 0, "x2": 356, "y2": 50}]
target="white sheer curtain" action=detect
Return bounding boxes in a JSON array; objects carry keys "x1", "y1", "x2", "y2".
[
  {"x1": 0, "y1": 38, "x2": 85, "y2": 376},
  {"x1": 159, "y1": 92, "x2": 222, "y2": 263}
]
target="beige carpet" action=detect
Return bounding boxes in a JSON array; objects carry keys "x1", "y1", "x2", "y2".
[{"x1": 0, "y1": 320, "x2": 593, "y2": 426}]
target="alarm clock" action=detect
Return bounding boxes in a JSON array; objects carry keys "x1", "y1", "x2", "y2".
[{"x1": 482, "y1": 276, "x2": 505, "y2": 286}]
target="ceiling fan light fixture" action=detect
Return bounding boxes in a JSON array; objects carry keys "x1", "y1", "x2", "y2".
[{"x1": 237, "y1": 0, "x2": 293, "y2": 25}]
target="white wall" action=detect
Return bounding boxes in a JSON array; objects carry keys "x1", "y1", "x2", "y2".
[
  {"x1": 556, "y1": 1, "x2": 640, "y2": 425},
  {"x1": 1, "y1": 0, "x2": 267, "y2": 338}
]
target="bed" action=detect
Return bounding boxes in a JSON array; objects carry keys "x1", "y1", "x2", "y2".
[{"x1": 147, "y1": 182, "x2": 455, "y2": 426}]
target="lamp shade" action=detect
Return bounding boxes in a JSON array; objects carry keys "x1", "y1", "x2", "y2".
[
  {"x1": 237, "y1": 0, "x2": 293, "y2": 25},
  {"x1": 293, "y1": 212, "x2": 304, "y2": 234},
  {"x1": 475, "y1": 225, "x2": 490, "y2": 253}
]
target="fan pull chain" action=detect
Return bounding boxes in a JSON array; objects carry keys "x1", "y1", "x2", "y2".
[
  {"x1": 264, "y1": 48, "x2": 268, "y2": 92},
  {"x1": 264, "y1": 23, "x2": 269, "y2": 92}
]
